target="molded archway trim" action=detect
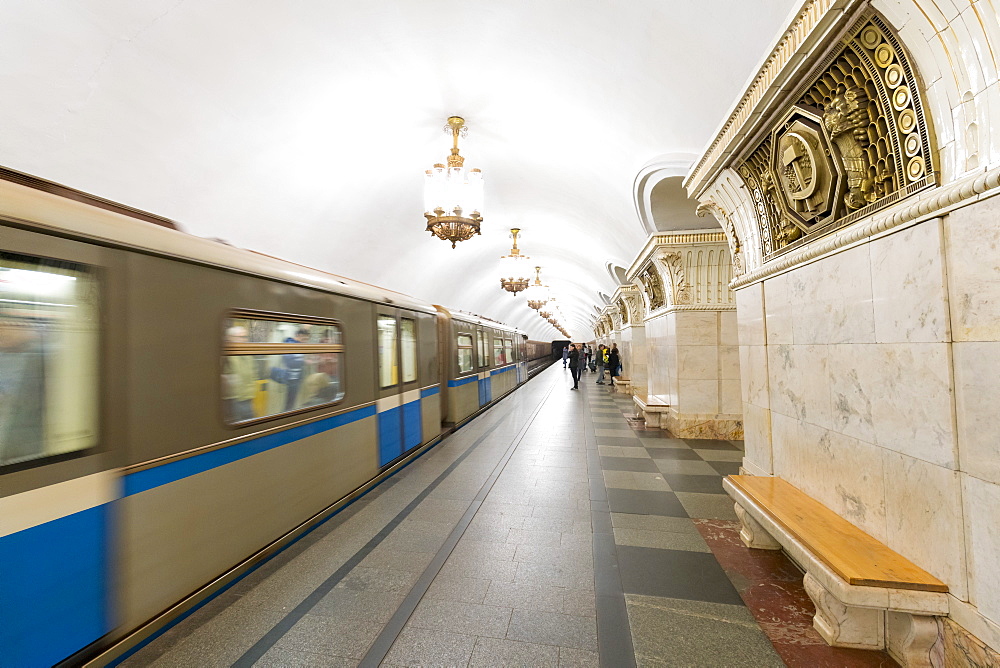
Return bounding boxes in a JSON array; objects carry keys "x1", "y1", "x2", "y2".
[{"x1": 633, "y1": 153, "x2": 699, "y2": 235}]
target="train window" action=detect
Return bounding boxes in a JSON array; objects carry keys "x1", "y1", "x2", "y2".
[
  {"x1": 401, "y1": 318, "x2": 417, "y2": 383},
  {"x1": 222, "y1": 312, "x2": 344, "y2": 424},
  {"x1": 457, "y1": 333, "x2": 474, "y2": 373},
  {"x1": 493, "y1": 337, "x2": 505, "y2": 366},
  {"x1": 377, "y1": 315, "x2": 398, "y2": 388},
  {"x1": 477, "y1": 330, "x2": 488, "y2": 368},
  {"x1": 0, "y1": 252, "x2": 99, "y2": 467},
  {"x1": 504, "y1": 338, "x2": 513, "y2": 363}
]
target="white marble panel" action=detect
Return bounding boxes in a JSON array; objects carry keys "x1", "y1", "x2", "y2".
[
  {"x1": 954, "y1": 342, "x2": 1000, "y2": 485},
  {"x1": 738, "y1": 345, "x2": 769, "y2": 409},
  {"x1": 870, "y1": 219, "x2": 951, "y2": 343},
  {"x1": 769, "y1": 410, "x2": 799, "y2": 480},
  {"x1": 676, "y1": 379, "x2": 718, "y2": 415},
  {"x1": 870, "y1": 343, "x2": 957, "y2": 469},
  {"x1": 719, "y1": 345, "x2": 740, "y2": 381},
  {"x1": 790, "y1": 244, "x2": 875, "y2": 345},
  {"x1": 735, "y1": 283, "x2": 765, "y2": 346},
  {"x1": 945, "y1": 196, "x2": 1000, "y2": 341},
  {"x1": 767, "y1": 344, "x2": 832, "y2": 430},
  {"x1": 676, "y1": 345, "x2": 718, "y2": 380},
  {"x1": 884, "y1": 451, "x2": 967, "y2": 601},
  {"x1": 743, "y1": 402, "x2": 772, "y2": 473},
  {"x1": 764, "y1": 272, "x2": 793, "y2": 345},
  {"x1": 781, "y1": 424, "x2": 888, "y2": 542},
  {"x1": 675, "y1": 311, "x2": 719, "y2": 347},
  {"x1": 720, "y1": 379, "x2": 741, "y2": 415},
  {"x1": 827, "y1": 343, "x2": 878, "y2": 446},
  {"x1": 719, "y1": 310, "x2": 739, "y2": 346},
  {"x1": 962, "y1": 473, "x2": 1000, "y2": 626}
]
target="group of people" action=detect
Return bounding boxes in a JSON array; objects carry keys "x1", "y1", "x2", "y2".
[{"x1": 562, "y1": 342, "x2": 620, "y2": 390}]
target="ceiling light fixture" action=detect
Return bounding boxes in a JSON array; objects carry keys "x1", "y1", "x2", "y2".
[
  {"x1": 499, "y1": 228, "x2": 531, "y2": 294},
  {"x1": 524, "y1": 266, "x2": 550, "y2": 310},
  {"x1": 424, "y1": 116, "x2": 483, "y2": 248}
]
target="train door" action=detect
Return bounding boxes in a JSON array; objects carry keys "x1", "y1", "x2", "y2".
[
  {"x1": 375, "y1": 308, "x2": 422, "y2": 468},
  {"x1": 476, "y1": 326, "x2": 491, "y2": 406}
]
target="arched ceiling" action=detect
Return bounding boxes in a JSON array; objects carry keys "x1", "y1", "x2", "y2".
[{"x1": 0, "y1": 0, "x2": 798, "y2": 340}]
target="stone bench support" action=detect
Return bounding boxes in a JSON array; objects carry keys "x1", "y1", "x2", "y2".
[{"x1": 724, "y1": 477, "x2": 948, "y2": 668}]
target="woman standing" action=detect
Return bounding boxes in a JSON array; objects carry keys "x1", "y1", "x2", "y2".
[
  {"x1": 607, "y1": 343, "x2": 620, "y2": 387},
  {"x1": 568, "y1": 344, "x2": 581, "y2": 390}
]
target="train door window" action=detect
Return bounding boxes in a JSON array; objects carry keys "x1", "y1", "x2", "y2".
[
  {"x1": 222, "y1": 312, "x2": 344, "y2": 424},
  {"x1": 493, "y1": 335, "x2": 504, "y2": 365},
  {"x1": 401, "y1": 318, "x2": 417, "y2": 383},
  {"x1": 377, "y1": 315, "x2": 398, "y2": 388},
  {"x1": 0, "y1": 252, "x2": 99, "y2": 468},
  {"x1": 477, "y1": 330, "x2": 488, "y2": 368},
  {"x1": 504, "y1": 338, "x2": 513, "y2": 363},
  {"x1": 457, "y1": 334, "x2": 474, "y2": 373}
]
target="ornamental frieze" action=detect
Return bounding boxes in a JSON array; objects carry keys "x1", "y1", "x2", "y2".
[{"x1": 736, "y1": 11, "x2": 935, "y2": 260}]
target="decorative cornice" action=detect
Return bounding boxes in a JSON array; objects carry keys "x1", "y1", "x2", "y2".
[
  {"x1": 731, "y1": 164, "x2": 1000, "y2": 289},
  {"x1": 684, "y1": 0, "x2": 861, "y2": 198},
  {"x1": 626, "y1": 231, "x2": 726, "y2": 282},
  {"x1": 646, "y1": 304, "x2": 738, "y2": 317}
]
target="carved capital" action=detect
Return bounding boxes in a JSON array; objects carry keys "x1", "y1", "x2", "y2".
[
  {"x1": 657, "y1": 252, "x2": 693, "y2": 305},
  {"x1": 697, "y1": 201, "x2": 744, "y2": 276}
]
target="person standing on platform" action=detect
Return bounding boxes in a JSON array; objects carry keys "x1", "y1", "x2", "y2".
[
  {"x1": 562, "y1": 345, "x2": 569, "y2": 368},
  {"x1": 568, "y1": 344, "x2": 581, "y2": 389},
  {"x1": 607, "y1": 343, "x2": 621, "y2": 388},
  {"x1": 595, "y1": 344, "x2": 607, "y2": 384}
]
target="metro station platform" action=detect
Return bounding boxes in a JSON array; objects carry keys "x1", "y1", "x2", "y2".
[{"x1": 121, "y1": 364, "x2": 897, "y2": 668}]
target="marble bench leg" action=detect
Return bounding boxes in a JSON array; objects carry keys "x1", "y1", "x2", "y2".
[
  {"x1": 887, "y1": 612, "x2": 944, "y2": 668},
  {"x1": 733, "y1": 504, "x2": 781, "y2": 550},
  {"x1": 804, "y1": 573, "x2": 885, "y2": 650}
]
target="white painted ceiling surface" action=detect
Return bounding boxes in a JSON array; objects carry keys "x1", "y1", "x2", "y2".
[{"x1": 1, "y1": 0, "x2": 798, "y2": 340}]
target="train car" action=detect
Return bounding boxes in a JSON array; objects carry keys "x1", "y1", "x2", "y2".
[{"x1": 0, "y1": 173, "x2": 531, "y2": 668}]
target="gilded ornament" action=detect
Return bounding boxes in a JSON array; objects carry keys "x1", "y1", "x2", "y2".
[
  {"x1": 907, "y1": 157, "x2": 926, "y2": 181},
  {"x1": 860, "y1": 26, "x2": 882, "y2": 50},
  {"x1": 824, "y1": 86, "x2": 876, "y2": 210},
  {"x1": 892, "y1": 86, "x2": 911, "y2": 112},
  {"x1": 874, "y1": 43, "x2": 894, "y2": 67},
  {"x1": 884, "y1": 64, "x2": 903, "y2": 88},
  {"x1": 904, "y1": 133, "x2": 921, "y2": 157},
  {"x1": 898, "y1": 108, "x2": 917, "y2": 134}
]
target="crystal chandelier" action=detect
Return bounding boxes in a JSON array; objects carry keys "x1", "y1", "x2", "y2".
[
  {"x1": 499, "y1": 228, "x2": 531, "y2": 294},
  {"x1": 523, "y1": 267, "x2": 550, "y2": 310},
  {"x1": 424, "y1": 116, "x2": 484, "y2": 248}
]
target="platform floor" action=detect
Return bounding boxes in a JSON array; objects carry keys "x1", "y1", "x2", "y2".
[{"x1": 122, "y1": 364, "x2": 899, "y2": 667}]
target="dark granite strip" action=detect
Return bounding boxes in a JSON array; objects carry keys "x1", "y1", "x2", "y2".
[
  {"x1": 231, "y1": 405, "x2": 515, "y2": 667},
  {"x1": 357, "y1": 380, "x2": 559, "y2": 667},
  {"x1": 585, "y1": 388, "x2": 637, "y2": 668}
]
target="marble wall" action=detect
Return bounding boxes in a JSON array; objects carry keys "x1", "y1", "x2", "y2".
[{"x1": 736, "y1": 194, "x2": 1000, "y2": 653}]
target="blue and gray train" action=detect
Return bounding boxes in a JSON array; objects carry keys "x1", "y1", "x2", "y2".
[{"x1": 0, "y1": 170, "x2": 551, "y2": 667}]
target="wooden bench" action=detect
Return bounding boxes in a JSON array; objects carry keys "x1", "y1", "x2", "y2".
[
  {"x1": 633, "y1": 392, "x2": 670, "y2": 428},
  {"x1": 724, "y1": 475, "x2": 948, "y2": 667}
]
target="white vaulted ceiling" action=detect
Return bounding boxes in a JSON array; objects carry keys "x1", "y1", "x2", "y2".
[{"x1": 0, "y1": 0, "x2": 797, "y2": 340}]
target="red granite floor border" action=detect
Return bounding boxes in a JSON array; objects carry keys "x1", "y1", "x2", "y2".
[{"x1": 694, "y1": 519, "x2": 900, "y2": 668}]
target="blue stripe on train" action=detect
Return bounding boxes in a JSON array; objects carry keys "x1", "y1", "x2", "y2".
[
  {"x1": 420, "y1": 385, "x2": 440, "y2": 398},
  {"x1": 378, "y1": 406, "x2": 402, "y2": 467},
  {"x1": 403, "y1": 399, "x2": 422, "y2": 452},
  {"x1": 447, "y1": 376, "x2": 477, "y2": 388},
  {"x1": 0, "y1": 504, "x2": 110, "y2": 668},
  {"x1": 124, "y1": 404, "x2": 376, "y2": 497}
]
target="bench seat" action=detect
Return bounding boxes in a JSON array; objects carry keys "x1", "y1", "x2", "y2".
[
  {"x1": 633, "y1": 393, "x2": 669, "y2": 427},
  {"x1": 724, "y1": 475, "x2": 949, "y2": 667}
]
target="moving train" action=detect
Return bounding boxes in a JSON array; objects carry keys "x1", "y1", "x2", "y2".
[{"x1": 0, "y1": 170, "x2": 552, "y2": 667}]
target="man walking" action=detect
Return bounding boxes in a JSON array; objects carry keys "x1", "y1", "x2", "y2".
[
  {"x1": 568, "y1": 344, "x2": 581, "y2": 389},
  {"x1": 607, "y1": 343, "x2": 620, "y2": 388},
  {"x1": 595, "y1": 344, "x2": 607, "y2": 384}
]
